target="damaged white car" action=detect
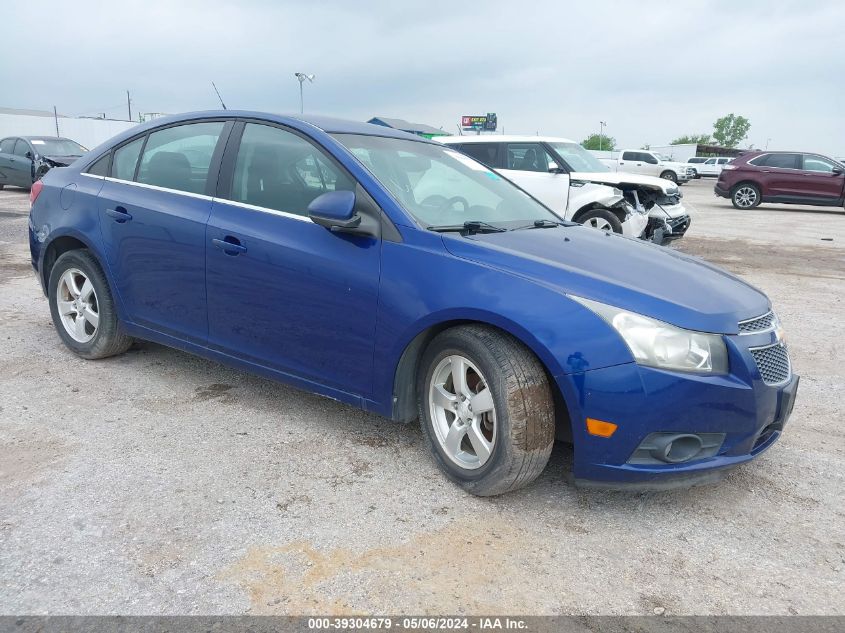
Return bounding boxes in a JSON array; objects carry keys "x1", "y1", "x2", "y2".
[{"x1": 439, "y1": 136, "x2": 691, "y2": 244}]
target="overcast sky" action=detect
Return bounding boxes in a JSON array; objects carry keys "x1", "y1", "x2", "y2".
[{"x1": 5, "y1": 0, "x2": 844, "y2": 155}]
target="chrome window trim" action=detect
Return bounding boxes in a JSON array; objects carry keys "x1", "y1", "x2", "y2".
[
  {"x1": 80, "y1": 173, "x2": 105, "y2": 180},
  {"x1": 103, "y1": 176, "x2": 214, "y2": 201},
  {"x1": 99, "y1": 176, "x2": 314, "y2": 223},
  {"x1": 215, "y1": 198, "x2": 313, "y2": 223}
]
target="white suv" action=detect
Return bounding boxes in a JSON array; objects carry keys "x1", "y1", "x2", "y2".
[{"x1": 438, "y1": 136, "x2": 691, "y2": 243}]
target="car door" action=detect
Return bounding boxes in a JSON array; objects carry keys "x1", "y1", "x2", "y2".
[
  {"x1": 205, "y1": 121, "x2": 381, "y2": 396},
  {"x1": 0, "y1": 138, "x2": 17, "y2": 185},
  {"x1": 756, "y1": 153, "x2": 802, "y2": 198},
  {"x1": 798, "y1": 154, "x2": 845, "y2": 203},
  {"x1": 497, "y1": 142, "x2": 569, "y2": 217},
  {"x1": 97, "y1": 120, "x2": 230, "y2": 343},
  {"x1": 9, "y1": 139, "x2": 35, "y2": 186}
]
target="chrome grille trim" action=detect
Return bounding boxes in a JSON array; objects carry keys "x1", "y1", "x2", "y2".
[
  {"x1": 749, "y1": 342, "x2": 791, "y2": 386},
  {"x1": 738, "y1": 311, "x2": 776, "y2": 334}
]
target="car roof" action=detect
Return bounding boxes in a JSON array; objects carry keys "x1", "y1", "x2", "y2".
[
  {"x1": 130, "y1": 110, "x2": 433, "y2": 143},
  {"x1": 436, "y1": 135, "x2": 578, "y2": 144},
  {"x1": 21, "y1": 136, "x2": 75, "y2": 142}
]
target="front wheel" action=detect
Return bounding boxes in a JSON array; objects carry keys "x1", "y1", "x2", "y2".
[
  {"x1": 731, "y1": 183, "x2": 761, "y2": 209},
  {"x1": 48, "y1": 249, "x2": 134, "y2": 359},
  {"x1": 578, "y1": 208, "x2": 623, "y2": 234},
  {"x1": 418, "y1": 325, "x2": 555, "y2": 496},
  {"x1": 660, "y1": 170, "x2": 678, "y2": 183}
]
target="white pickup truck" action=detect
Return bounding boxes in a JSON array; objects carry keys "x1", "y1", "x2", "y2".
[{"x1": 593, "y1": 149, "x2": 695, "y2": 185}]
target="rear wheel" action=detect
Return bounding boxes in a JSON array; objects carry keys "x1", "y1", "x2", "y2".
[
  {"x1": 731, "y1": 183, "x2": 761, "y2": 209},
  {"x1": 577, "y1": 208, "x2": 623, "y2": 234},
  {"x1": 48, "y1": 250, "x2": 133, "y2": 359},
  {"x1": 660, "y1": 170, "x2": 678, "y2": 183},
  {"x1": 418, "y1": 325, "x2": 555, "y2": 496}
]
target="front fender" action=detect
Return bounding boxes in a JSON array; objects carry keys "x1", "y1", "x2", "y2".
[{"x1": 372, "y1": 230, "x2": 633, "y2": 415}]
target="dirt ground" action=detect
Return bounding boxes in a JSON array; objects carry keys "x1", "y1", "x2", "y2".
[{"x1": 0, "y1": 179, "x2": 843, "y2": 615}]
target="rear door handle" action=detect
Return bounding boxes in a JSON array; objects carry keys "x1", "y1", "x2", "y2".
[
  {"x1": 105, "y1": 207, "x2": 132, "y2": 223},
  {"x1": 212, "y1": 236, "x2": 247, "y2": 255}
]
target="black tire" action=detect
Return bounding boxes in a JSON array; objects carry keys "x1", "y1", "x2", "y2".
[
  {"x1": 417, "y1": 325, "x2": 555, "y2": 496},
  {"x1": 660, "y1": 170, "x2": 678, "y2": 183},
  {"x1": 48, "y1": 249, "x2": 133, "y2": 359},
  {"x1": 731, "y1": 183, "x2": 761, "y2": 210},
  {"x1": 577, "y1": 207, "x2": 623, "y2": 234},
  {"x1": 0, "y1": 184, "x2": 5, "y2": 190}
]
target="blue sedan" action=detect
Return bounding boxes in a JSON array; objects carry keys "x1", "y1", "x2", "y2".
[{"x1": 28, "y1": 111, "x2": 798, "y2": 494}]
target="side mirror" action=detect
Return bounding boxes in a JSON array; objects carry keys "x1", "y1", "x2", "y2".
[
  {"x1": 308, "y1": 190, "x2": 378, "y2": 237},
  {"x1": 832, "y1": 168, "x2": 843, "y2": 176},
  {"x1": 25, "y1": 151, "x2": 34, "y2": 160},
  {"x1": 548, "y1": 162, "x2": 565, "y2": 174}
]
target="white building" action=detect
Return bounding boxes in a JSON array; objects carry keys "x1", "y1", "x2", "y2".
[{"x1": 0, "y1": 107, "x2": 139, "y2": 150}]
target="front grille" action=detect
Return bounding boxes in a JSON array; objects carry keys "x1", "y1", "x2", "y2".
[
  {"x1": 739, "y1": 311, "x2": 775, "y2": 334},
  {"x1": 750, "y1": 343, "x2": 791, "y2": 385}
]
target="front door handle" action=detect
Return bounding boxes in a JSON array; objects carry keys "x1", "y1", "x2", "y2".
[
  {"x1": 106, "y1": 207, "x2": 132, "y2": 223},
  {"x1": 212, "y1": 236, "x2": 247, "y2": 256}
]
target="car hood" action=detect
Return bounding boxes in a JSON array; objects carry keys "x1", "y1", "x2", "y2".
[
  {"x1": 40, "y1": 154, "x2": 81, "y2": 166},
  {"x1": 571, "y1": 171, "x2": 674, "y2": 194},
  {"x1": 442, "y1": 226, "x2": 768, "y2": 334}
]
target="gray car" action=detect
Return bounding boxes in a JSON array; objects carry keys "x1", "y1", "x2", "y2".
[{"x1": 0, "y1": 136, "x2": 87, "y2": 189}]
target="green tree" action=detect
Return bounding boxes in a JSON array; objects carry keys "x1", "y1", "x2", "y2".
[
  {"x1": 581, "y1": 133, "x2": 616, "y2": 151},
  {"x1": 712, "y1": 114, "x2": 751, "y2": 148},
  {"x1": 671, "y1": 133, "x2": 712, "y2": 145}
]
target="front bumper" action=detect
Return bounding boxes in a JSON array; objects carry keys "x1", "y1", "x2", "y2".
[{"x1": 556, "y1": 332, "x2": 798, "y2": 487}]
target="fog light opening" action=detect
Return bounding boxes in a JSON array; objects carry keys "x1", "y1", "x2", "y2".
[{"x1": 652, "y1": 434, "x2": 703, "y2": 463}]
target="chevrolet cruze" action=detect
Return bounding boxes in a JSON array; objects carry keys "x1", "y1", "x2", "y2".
[{"x1": 28, "y1": 112, "x2": 799, "y2": 495}]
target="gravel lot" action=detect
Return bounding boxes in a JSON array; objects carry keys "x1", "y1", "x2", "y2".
[{"x1": 0, "y1": 179, "x2": 843, "y2": 616}]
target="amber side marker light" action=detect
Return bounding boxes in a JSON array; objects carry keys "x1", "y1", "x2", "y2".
[{"x1": 586, "y1": 418, "x2": 618, "y2": 437}]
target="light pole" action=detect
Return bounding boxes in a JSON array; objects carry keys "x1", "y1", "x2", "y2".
[
  {"x1": 294, "y1": 72, "x2": 315, "y2": 114},
  {"x1": 599, "y1": 121, "x2": 607, "y2": 151},
  {"x1": 765, "y1": 137, "x2": 772, "y2": 150}
]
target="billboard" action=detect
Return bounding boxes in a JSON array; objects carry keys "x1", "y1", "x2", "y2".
[{"x1": 461, "y1": 113, "x2": 497, "y2": 132}]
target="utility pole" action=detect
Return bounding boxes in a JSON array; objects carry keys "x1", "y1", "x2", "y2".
[
  {"x1": 53, "y1": 106, "x2": 60, "y2": 137},
  {"x1": 294, "y1": 73, "x2": 315, "y2": 114},
  {"x1": 599, "y1": 121, "x2": 607, "y2": 151},
  {"x1": 127, "y1": 91, "x2": 132, "y2": 121}
]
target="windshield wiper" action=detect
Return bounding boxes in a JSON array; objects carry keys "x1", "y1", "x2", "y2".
[
  {"x1": 427, "y1": 220, "x2": 506, "y2": 234},
  {"x1": 510, "y1": 219, "x2": 564, "y2": 231}
]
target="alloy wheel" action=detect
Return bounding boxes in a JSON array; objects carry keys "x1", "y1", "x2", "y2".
[
  {"x1": 57, "y1": 268, "x2": 99, "y2": 343},
  {"x1": 428, "y1": 354, "x2": 497, "y2": 470},
  {"x1": 583, "y1": 217, "x2": 613, "y2": 231},
  {"x1": 734, "y1": 186, "x2": 758, "y2": 208}
]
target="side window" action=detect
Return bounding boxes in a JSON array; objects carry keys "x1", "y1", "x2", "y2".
[
  {"x1": 136, "y1": 122, "x2": 225, "y2": 194},
  {"x1": 459, "y1": 143, "x2": 500, "y2": 168},
  {"x1": 13, "y1": 139, "x2": 31, "y2": 157},
  {"x1": 506, "y1": 143, "x2": 554, "y2": 172},
  {"x1": 86, "y1": 153, "x2": 111, "y2": 177},
  {"x1": 228, "y1": 123, "x2": 354, "y2": 216},
  {"x1": 716, "y1": 158, "x2": 730, "y2": 165},
  {"x1": 0, "y1": 138, "x2": 15, "y2": 154},
  {"x1": 802, "y1": 155, "x2": 835, "y2": 173},
  {"x1": 642, "y1": 153, "x2": 658, "y2": 164},
  {"x1": 704, "y1": 158, "x2": 717, "y2": 164},
  {"x1": 763, "y1": 153, "x2": 800, "y2": 169},
  {"x1": 621, "y1": 151, "x2": 637, "y2": 161},
  {"x1": 111, "y1": 137, "x2": 144, "y2": 181}
]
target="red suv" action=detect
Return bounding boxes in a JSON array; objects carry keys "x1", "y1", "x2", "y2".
[{"x1": 715, "y1": 151, "x2": 845, "y2": 209}]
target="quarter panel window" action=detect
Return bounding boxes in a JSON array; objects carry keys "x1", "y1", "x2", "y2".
[
  {"x1": 228, "y1": 123, "x2": 354, "y2": 216},
  {"x1": 112, "y1": 137, "x2": 144, "y2": 181},
  {"x1": 87, "y1": 154, "x2": 111, "y2": 176},
  {"x1": 506, "y1": 143, "x2": 554, "y2": 172},
  {"x1": 136, "y1": 122, "x2": 225, "y2": 194}
]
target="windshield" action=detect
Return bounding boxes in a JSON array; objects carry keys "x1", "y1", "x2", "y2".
[
  {"x1": 546, "y1": 142, "x2": 609, "y2": 173},
  {"x1": 331, "y1": 134, "x2": 560, "y2": 228},
  {"x1": 29, "y1": 138, "x2": 87, "y2": 156}
]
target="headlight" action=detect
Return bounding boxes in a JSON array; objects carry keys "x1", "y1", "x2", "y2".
[{"x1": 571, "y1": 297, "x2": 729, "y2": 374}]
